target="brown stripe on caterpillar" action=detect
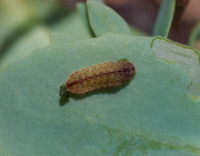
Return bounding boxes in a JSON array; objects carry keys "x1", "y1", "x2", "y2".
[{"x1": 60, "y1": 60, "x2": 136, "y2": 97}]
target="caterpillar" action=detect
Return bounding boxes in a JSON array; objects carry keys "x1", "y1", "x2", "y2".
[{"x1": 60, "y1": 60, "x2": 136, "y2": 96}]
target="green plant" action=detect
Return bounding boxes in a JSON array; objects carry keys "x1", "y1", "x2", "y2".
[{"x1": 0, "y1": 1, "x2": 200, "y2": 155}]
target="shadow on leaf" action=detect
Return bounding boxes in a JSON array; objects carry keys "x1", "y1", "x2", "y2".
[{"x1": 59, "y1": 82, "x2": 131, "y2": 106}]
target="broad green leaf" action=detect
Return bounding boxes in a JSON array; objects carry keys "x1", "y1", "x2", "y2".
[
  {"x1": 0, "y1": 33, "x2": 200, "y2": 155},
  {"x1": 86, "y1": 1, "x2": 130, "y2": 36},
  {"x1": 50, "y1": 11, "x2": 92, "y2": 39},
  {"x1": 153, "y1": 0, "x2": 175, "y2": 37},
  {"x1": 49, "y1": 33, "x2": 75, "y2": 45},
  {"x1": 189, "y1": 22, "x2": 200, "y2": 49},
  {"x1": 0, "y1": 26, "x2": 49, "y2": 71},
  {"x1": 152, "y1": 37, "x2": 200, "y2": 98},
  {"x1": 77, "y1": 3, "x2": 94, "y2": 37}
]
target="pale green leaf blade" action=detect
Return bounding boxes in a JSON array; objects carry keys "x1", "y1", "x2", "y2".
[
  {"x1": 49, "y1": 33, "x2": 75, "y2": 45},
  {"x1": 50, "y1": 11, "x2": 92, "y2": 39},
  {"x1": 153, "y1": 0, "x2": 175, "y2": 37},
  {"x1": 0, "y1": 34, "x2": 200, "y2": 155},
  {"x1": 189, "y1": 22, "x2": 200, "y2": 48},
  {"x1": 152, "y1": 37, "x2": 200, "y2": 98},
  {"x1": 77, "y1": 3, "x2": 94, "y2": 37},
  {"x1": 86, "y1": 1, "x2": 130, "y2": 36}
]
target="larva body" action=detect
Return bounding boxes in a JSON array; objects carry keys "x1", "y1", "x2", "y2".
[{"x1": 65, "y1": 60, "x2": 136, "y2": 94}]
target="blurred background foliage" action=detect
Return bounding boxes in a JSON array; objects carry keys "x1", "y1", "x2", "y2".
[{"x1": 0, "y1": 0, "x2": 200, "y2": 59}]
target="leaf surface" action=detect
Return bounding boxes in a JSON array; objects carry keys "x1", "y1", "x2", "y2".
[
  {"x1": 153, "y1": 0, "x2": 175, "y2": 37},
  {"x1": 87, "y1": 1, "x2": 130, "y2": 36},
  {"x1": 152, "y1": 37, "x2": 200, "y2": 98},
  {"x1": 0, "y1": 33, "x2": 200, "y2": 156}
]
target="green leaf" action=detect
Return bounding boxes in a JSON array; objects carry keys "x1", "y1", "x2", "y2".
[
  {"x1": 189, "y1": 22, "x2": 200, "y2": 48},
  {"x1": 50, "y1": 11, "x2": 92, "y2": 39},
  {"x1": 0, "y1": 33, "x2": 200, "y2": 155},
  {"x1": 77, "y1": 3, "x2": 94, "y2": 37},
  {"x1": 151, "y1": 37, "x2": 200, "y2": 98},
  {"x1": 0, "y1": 26, "x2": 49, "y2": 70},
  {"x1": 86, "y1": 1, "x2": 131, "y2": 36},
  {"x1": 49, "y1": 33, "x2": 75, "y2": 45},
  {"x1": 153, "y1": 0, "x2": 175, "y2": 37}
]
